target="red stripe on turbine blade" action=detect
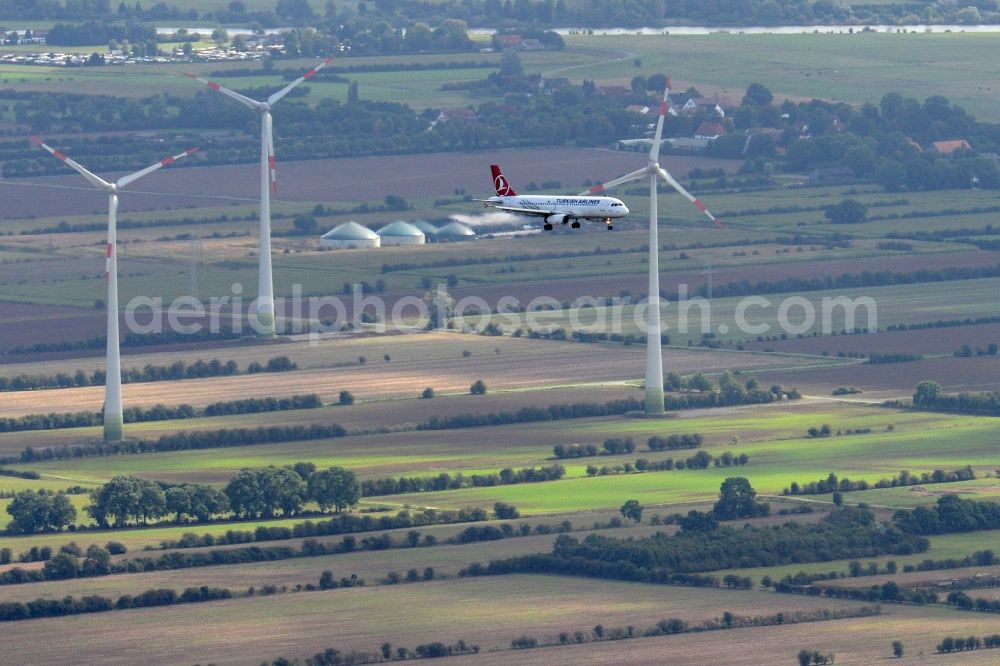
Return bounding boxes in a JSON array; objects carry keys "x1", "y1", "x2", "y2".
[
  {"x1": 30, "y1": 136, "x2": 43, "y2": 145},
  {"x1": 160, "y1": 156, "x2": 175, "y2": 166},
  {"x1": 660, "y1": 101, "x2": 668, "y2": 116},
  {"x1": 303, "y1": 68, "x2": 318, "y2": 79},
  {"x1": 324, "y1": 57, "x2": 334, "y2": 64},
  {"x1": 186, "y1": 147, "x2": 199, "y2": 156},
  {"x1": 589, "y1": 185, "x2": 604, "y2": 194},
  {"x1": 53, "y1": 150, "x2": 68, "y2": 162},
  {"x1": 666, "y1": 76, "x2": 672, "y2": 90},
  {"x1": 208, "y1": 81, "x2": 221, "y2": 90},
  {"x1": 693, "y1": 200, "x2": 707, "y2": 212},
  {"x1": 268, "y1": 156, "x2": 276, "y2": 168},
  {"x1": 106, "y1": 243, "x2": 112, "y2": 258},
  {"x1": 183, "y1": 72, "x2": 196, "y2": 79}
]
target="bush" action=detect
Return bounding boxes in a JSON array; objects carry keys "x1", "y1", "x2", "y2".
[
  {"x1": 338, "y1": 391, "x2": 354, "y2": 406},
  {"x1": 470, "y1": 380, "x2": 487, "y2": 395},
  {"x1": 421, "y1": 387, "x2": 434, "y2": 399}
]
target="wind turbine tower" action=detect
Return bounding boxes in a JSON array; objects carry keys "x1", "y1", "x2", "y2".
[
  {"x1": 185, "y1": 58, "x2": 333, "y2": 337},
  {"x1": 582, "y1": 77, "x2": 722, "y2": 415},
  {"x1": 33, "y1": 138, "x2": 197, "y2": 441}
]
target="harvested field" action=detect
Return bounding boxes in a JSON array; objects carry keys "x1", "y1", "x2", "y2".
[
  {"x1": 743, "y1": 322, "x2": 1000, "y2": 356},
  {"x1": 0, "y1": 333, "x2": 826, "y2": 418},
  {"x1": 0, "y1": 576, "x2": 875, "y2": 665},
  {"x1": 451, "y1": 603, "x2": 1000, "y2": 665},
  {"x1": 758, "y1": 354, "x2": 1000, "y2": 400}
]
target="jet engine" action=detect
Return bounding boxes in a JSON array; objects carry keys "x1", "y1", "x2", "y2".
[{"x1": 544, "y1": 213, "x2": 569, "y2": 226}]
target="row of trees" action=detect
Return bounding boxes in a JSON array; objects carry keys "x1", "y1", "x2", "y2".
[
  {"x1": 0, "y1": 355, "x2": 297, "y2": 392},
  {"x1": 892, "y1": 495, "x2": 1000, "y2": 535},
  {"x1": 359, "y1": 465, "x2": 564, "y2": 497},
  {"x1": 0, "y1": 584, "x2": 231, "y2": 623},
  {"x1": 0, "y1": 393, "x2": 322, "y2": 434},
  {"x1": 912, "y1": 379, "x2": 1000, "y2": 416},
  {"x1": 782, "y1": 468, "x2": 976, "y2": 496},
  {"x1": 703, "y1": 263, "x2": 1000, "y2": 300},
  {"x1": 15, "y1": 423, "x2": 348, "y2": 464},
  {"x1": 547, "y1": 504, "x2": 927, "y2": 576}
]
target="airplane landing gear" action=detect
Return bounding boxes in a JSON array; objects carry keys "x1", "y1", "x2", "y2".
[
  {"x1": 543, "y1": 223, "x2": 553, "y2": 231},
  {"x1": 571, "y1": 221, "x2": 580, "y2": 229},
  {"x1": 604, "y1": 217, "x2": 614, "y2": 231}
]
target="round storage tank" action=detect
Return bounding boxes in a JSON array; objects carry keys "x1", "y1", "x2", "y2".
[
  {"x1": 435, "y1": 221, "x2": 476, "y2": 241},
  {"x1": 378, "y1": 220, "x2": 425, "y2": 246},
  {"x1": 320, "y1": 221, "x2": 380, "y2": 249},
  {"x1": 411, "y1": 220, "x2": 439, "y2": 237}
]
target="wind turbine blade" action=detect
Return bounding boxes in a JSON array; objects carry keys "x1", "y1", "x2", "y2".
[
  {"x1": 183, "y1": 72, "x2": 261, "y2": 109},
  {"x1": 579, "y1": 167, "x2": 648, "y2": 195},
  {"x1": 116, "y1": 147, "x2": 199, "y2": 188},
  {"x1": 267, "y1": 56, "x2": 334, "y2": 106},
  {"x1": 31, "y1": 136, "x2": 110, "y2": 190},
  {"x1": 655, "y1": 166, "x2": 723, "y2": 226},
  {"x1": 650, "y1": 76, "x2": 671, "y2": 163}
]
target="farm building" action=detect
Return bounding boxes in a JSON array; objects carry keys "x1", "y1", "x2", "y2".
[
  {"x1": 320, "y1": 221, "x2": 380, "y2": 249},
  {"x1": 378, "y1": 221, "x2": 426, "y2": 246},
  {"x1": 435, "y1": 221, "x2": 476, "y2": 241}
]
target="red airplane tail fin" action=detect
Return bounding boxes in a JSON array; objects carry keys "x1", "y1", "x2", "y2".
[{"x1": 491, "y1": 164, "x2": 516, "y2": 196}]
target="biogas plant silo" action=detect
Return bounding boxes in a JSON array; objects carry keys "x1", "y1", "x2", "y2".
[
  {"x1": 377, "y1": 220, "x2": 425, "y2": 246},
  {"x1": 320, "y1": 221, "x2": 381, "y2": 249}
]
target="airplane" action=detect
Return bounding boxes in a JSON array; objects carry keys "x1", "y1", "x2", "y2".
[{"x1": 479, "y1": 164, "x2": 630, "y2": 230}]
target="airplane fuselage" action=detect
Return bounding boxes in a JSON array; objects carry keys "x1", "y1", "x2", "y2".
[{"x1": 484, "y1": 195, "x2": 629, "y2": 223}]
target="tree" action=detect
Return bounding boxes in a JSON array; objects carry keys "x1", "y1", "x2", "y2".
[
  {"x1": 309, "y1": 466, "x2": 361, "y2": 513},
  {"x1": 913, "y1": 380, "x2": 942, "y2": 406},
  {"x1": 620, "y1": 499, "x2": 643, "y2": 524},
  {"x1": 494, "y1": 502, "x2": 519, "y2": 519},
  {"x1": 43, "y1": 552, "x2": 80, "y2": 580},
  {"x1": 892, "y1": 640, "x2": 904, "y2": 658},
  {"x1": 211, "y1": 28, "x2": 229, "y2": 47},
  {"x1": 713, "y1": 477, "x2": 764, "y2": 520},
  {"x1": 339, "y1": 390, "x2": 354, "y2": 405},
  {"x1": 743, "y1": 82, "x2": 773, "y2": 107},
  {"x1": 225, "y1": 469, "x2": 265, "y2": 519},
  {"x1": 421, "y1": 387, "x2": 434, "y2": 399},
  {"x1": 165, "y1": 486, "x2": 191, "y2": 524},
  {"x1": 824, "y1": 199, "x2": 868, "y2": 224},
  {"x1": 258, "y1": 466, "x2": 307, "y2": 517},
  {"x1": 798, "y1": 650, "x2": 813, "y2": 666},
  {"x1": 87, "y1": 475, "x2": 144, "y2": 527},
  {"x1": 137, "y1": 481, "x2": 166, "y2": 525},
  {"x1": 470, "y1": 380, "x2": 487, "y2": 395},
  {"x1": 293, "y1": 214, "x2": 318, "y2": 235},
  {"x1": 6, "y1": 490, "x2": 76, "y2": 534}
]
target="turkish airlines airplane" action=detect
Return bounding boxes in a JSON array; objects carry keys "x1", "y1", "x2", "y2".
[{"x1": 480, "y1": 164, "x2": 630, "y2": 230}]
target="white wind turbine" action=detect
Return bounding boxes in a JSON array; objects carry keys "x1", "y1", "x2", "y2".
[
  {"x1": 32, "y1": 137, "x2": 198, "y2": 442},
  {"x1": 184, "y1": 57, "x2": 333, "y2": 338},
  {"x1": 581, "y1": 77, "x2": 722, "y2": 415}
]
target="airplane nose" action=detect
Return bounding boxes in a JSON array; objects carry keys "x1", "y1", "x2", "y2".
[{"x1": 621, "y1": 205, "x2": 630, "y2": 216}]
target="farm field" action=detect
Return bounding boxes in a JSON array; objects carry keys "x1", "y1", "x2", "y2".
[
  {"x1": 4, "y1": 22, "x2": 1000, "y2": 666},
  {"x1": 0, "y1": 575, "x2": 881, "y2": 665}
]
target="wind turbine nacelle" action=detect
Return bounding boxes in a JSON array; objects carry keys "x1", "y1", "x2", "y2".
[{"x1": 545, "y1": 213, "x2": 569, "y2": 226}]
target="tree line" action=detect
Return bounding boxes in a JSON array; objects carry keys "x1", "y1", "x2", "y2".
[
  {"x1": 537, "y1": 505, "x2": 927, "y2": 580},
  {"x1": 700, "y1": 263, "x2": 1000, "y2": 300},
  {"x1": 892, "y1": 495, "x2": 1000, "y2": 535},
  {"x1": 0, "y1": 393, "x2": 322, "y2": 434},
  {"x1": 782, "y1": 467, "x2": 976, "y2": 496},
  {"x1": 937, "y1": 635, "x2": 1000, "y2": 653},
  {"x1": 0, "y1": 585, "x2": 232, "y2": 623},
  {"x1": 4, "y1": 325, "x2": 246, "y2": 356},
  {"x1": 911, "y1": 379, "x2": 1000, "y2": 417},
  {"x1": 0, "y1": 355, "x2": 297, "y2": 392},
  {"x1": 13, "y1": 422, "x2": 348, "y2": 464},
  {"x1": 360, "y1": 464, "x2": 564, "y2": 497}
]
